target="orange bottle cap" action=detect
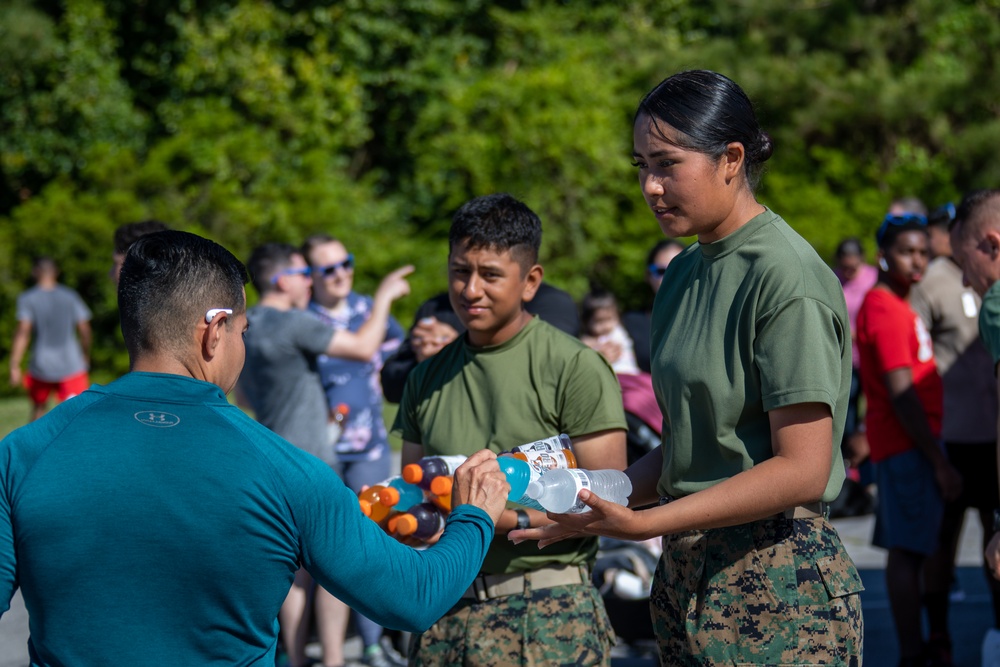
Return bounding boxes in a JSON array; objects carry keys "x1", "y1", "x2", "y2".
[
  {"x1": 359, "y1": 499, "x2": 372, "y2": 517},
  {"x1": 380, "y1": 486, "x2": 401, "y2": 506},
  {"x1": 432, "y1": 493, "x2": 452, "y2": 512},
  {"x1": 429, "y1": 475, "x2": 453, "y2": 497},
  {"x1": 402, "y1": 464, "x2": 423, "y2": 484},
  {"x1": 386, "y1": 515, "x2": 400, "y2": 533},
  {"x1": 395, "y1": 513, "x2": 418, "y2": 536}
]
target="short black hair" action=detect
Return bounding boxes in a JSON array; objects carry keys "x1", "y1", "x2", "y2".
[
  {"x1": 580, "y1": 287, "x2": 619, "y2": 326},
  {"x1": 928, "y1": 203, "x2": 956, "y2": 230},
  {"x1": 119, "y1": 231, "x2": 247, "y2": 361},
  {"x1": 948, "y1": 188, "x2": 1000, "y2": 235},
  {"x1": 448, "y1": 193, "x2": 542, "y2": 272},
  {"x1": 114, "y1": 220, "x2": 170, "y2": 255},
  {"x1": 301, "y1": 233, "x2": 340, "y2": 266},
  {"x1": 246, "y1": 243, "x2": 300, "y2": 294},
  {"x1": 877, "y1": 219, "x2": 928, "y2": 250},
  {"x1": 835, "y1": 237, "x2": 864, "y2": 259},
  {"x1": 31, "y1": 256, "x2": 58, "y2": 274}
]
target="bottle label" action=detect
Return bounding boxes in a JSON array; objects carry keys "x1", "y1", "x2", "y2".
[
  {"x1": 437, "y1": 455, "x2": 468, "y2": 475},
  {"x1": 512, "y1": 434, "x2": 569, "y2": 455},
  {"x1": 522, "y1": 449, "x2": 574, "y2": 475},
  {"x1": 565, "y1": 469, "x2": 592, "y2": 514}
]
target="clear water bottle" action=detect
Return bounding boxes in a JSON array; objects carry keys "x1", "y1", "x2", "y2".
[{"x1": 526, "y1": 468, "x2": 632, "y2": 514}]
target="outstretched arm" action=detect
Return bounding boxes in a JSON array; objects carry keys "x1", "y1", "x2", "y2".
[
  {"x1": 304, "y1": 449, "x2": 507, "y2": 632},
  {"x1": 76, "y1": 320, "x2": 92, "y2": 368},
  {"x1": 325, "y1": 266, "x2": 413, "y2": 361},
  {"x1": 885, "y1": 367, "x2": 962, "y2": 501},
  {"x1": 511, "y1": 402, "x2": 835, "y2": 547},
  {"x1": 9, "y1": 321, "x2": 31, "y2": 387}
]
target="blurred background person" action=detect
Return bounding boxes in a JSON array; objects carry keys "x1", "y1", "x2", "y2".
[
  {"x1": 579, "y1": 287, "x2": 662, "y2": 465},
  {"x1": 302, "y1": 233, "x2": 407, "y2": 667},
  {"x1": 238, "y1": 242, "x2": 411, "y2": 667},
  {"x1": 621, "y1": 238, "x2": 685, "y2": 374},
  {"x1": 9, "y1": 257, "x2": 92, "y2": 422},
  {"x1": 857, "y1": 210, "x2": 961, "y2": 667},
  {"x1": 579, "y1": 287, "x2": 640, "y2": 375},
  {"x1": 831, "y1": 236, "x2": 879, "y2": 517},
  {"x1": 912, "y1": 200, "x2": 1000, "y2": 666}
]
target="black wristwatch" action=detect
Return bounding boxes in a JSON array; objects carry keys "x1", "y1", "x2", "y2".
[
  {"x1": 514, "y1": 509, "x2": 531, "y2": 530},
  {"x1": 993, "y1": 509, "x2": 1000, "y2": 533}
]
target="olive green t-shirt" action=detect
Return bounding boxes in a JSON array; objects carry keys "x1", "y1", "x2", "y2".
[
  {"x1": 651, "y1": 209, "x2": 850, "y2": 502},
  {"x1": 979, "y1": 280, "x2": 1000, "y2": 371},
  {"x1": 393, "y1": 316, "x2": 627, "y2": 574}
]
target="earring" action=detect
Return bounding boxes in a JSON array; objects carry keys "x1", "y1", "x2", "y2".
[{"x1": 879, "y1": 257, "x2": 889, "y2": 272}]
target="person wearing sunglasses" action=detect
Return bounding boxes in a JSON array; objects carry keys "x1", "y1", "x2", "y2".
[
  {"x1": 857, "y1": 210, "x2": 963, "y2": 667},
  {"x1": 237, "y1": 242, "x2": 413, "y2": 667},
  {"x1": 0, "y1": 231, "x2": 510, "y2": 667},
  {"x1": 620, "y1": 238, "x2": 685, "y2": 374},
  {"x1": 910, "y1": 197, "x2": 1000, "y2": 667},
  {"x1": 300, "y1": 234, "x2": 408, "y2": 667}
]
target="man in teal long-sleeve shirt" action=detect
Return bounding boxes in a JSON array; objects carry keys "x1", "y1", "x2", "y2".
[{"x1": 0, "y1": 230, "x2": 509, "y2": 666}]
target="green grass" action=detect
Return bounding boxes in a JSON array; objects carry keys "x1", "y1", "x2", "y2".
[{"x1": 0, "y1": 397, "x2": 30, "y2": 439}]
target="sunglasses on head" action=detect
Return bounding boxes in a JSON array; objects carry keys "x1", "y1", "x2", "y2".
[
  {"x1": 648, "y1": 264, "x2": 670, "y2": 278},
  {"x1": 270, "y1": 266, "x2": 311, "y2": 284},
  {"x1": 929, "y1": 202, "x2": 956, "y2": 228},
  {"x1": 313, "y1": 254, "x2": 355, "y2": 277},
  {"x1": 876, "y1": 213, "x2": 927, "y2": 245}
]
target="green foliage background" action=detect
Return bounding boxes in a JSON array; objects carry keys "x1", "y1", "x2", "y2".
[{"x1": 2, "y1": 0, "x2": 998, "y2": 386}]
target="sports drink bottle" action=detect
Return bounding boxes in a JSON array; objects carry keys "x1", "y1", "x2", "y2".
[
  {"x1": 381, "y1": 476, "x2": 424, "y2": 511},
  {"x1": 402, "y1": 455, "x2": 467, "y2": 490},
  {"x1": 394, "y1": 502, "x2": 447, "y2": 541}
]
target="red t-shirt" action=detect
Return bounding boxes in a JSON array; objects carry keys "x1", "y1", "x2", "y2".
[{"x1": 857, "y1": 287, "x2": 942, "y2": 462}]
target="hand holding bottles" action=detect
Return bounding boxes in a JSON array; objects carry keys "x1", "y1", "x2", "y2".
[
  {"x1": 451, "y1": 449, "x2": 510, "y2": 527},
  {"x1": 508, "y1": 472, "x2": 639, "y2": 549}
]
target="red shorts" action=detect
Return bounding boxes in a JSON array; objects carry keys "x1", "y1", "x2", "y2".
[{"x1": 24, "y1": 371, "x2": 90, "y2": 405}]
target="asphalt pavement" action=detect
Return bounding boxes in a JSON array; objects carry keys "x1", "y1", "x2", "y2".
[{"x1": 1, "y1": 510, "x2": 995, "y2": 666}]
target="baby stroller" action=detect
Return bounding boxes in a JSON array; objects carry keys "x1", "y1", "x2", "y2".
[{"x1": 593, "y1": 537, "x2": 660, "y2": 650}]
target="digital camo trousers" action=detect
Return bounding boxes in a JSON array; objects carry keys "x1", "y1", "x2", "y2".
[
  {"x1": 650, "y1": 516, "x2": 864, "y2": 666},
  {"x1": 408, "y1": 580, "x2": 615, "y2": 666}
]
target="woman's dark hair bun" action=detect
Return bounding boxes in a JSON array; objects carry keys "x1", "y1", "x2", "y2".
[{"x1": 750, "y1": 131, "x2": 773, "y2": 163}]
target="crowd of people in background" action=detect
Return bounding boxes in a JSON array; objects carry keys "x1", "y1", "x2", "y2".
[
  {"x1": 5, "y1": 69, "x2": 1000, "y2": 667},
  {"x1": 833, "y1": 194, "x2": 1000, "y2": 667}
]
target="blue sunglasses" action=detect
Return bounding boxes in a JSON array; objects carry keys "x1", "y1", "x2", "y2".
[
  {"x1": 930, "y1": 202, "x2": 956, "y2": 228},
  {"x1": 270, "y1": 266, "x2": 311, "y2": 284},
  {"x1": 313, "y1": 254, "x2": 355, "y2": 277},
  {"x1": 875, "y1": 213, "x2": 927, "y2": 246},
  {"x1": 648, "y1": 263, "x2": 670, "y2": 278}
]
